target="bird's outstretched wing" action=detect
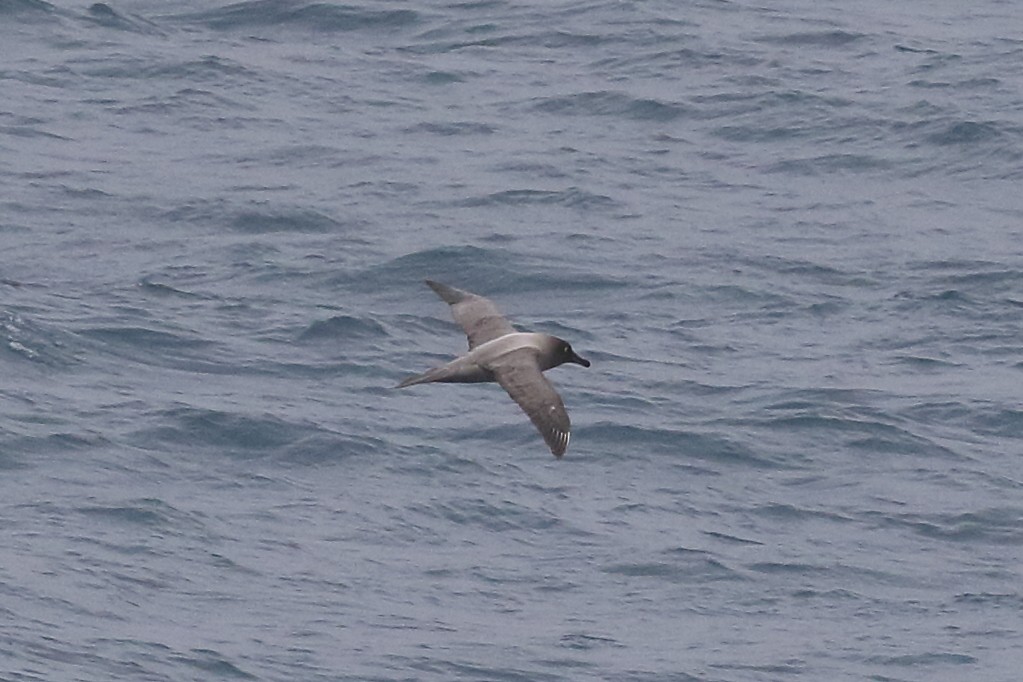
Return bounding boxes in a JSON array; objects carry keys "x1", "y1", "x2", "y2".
[
  {"x1": 425, "y1": 280, "x2": 515, "y2": 349},
  {"x1": 490, "y1": 349, "x2": 571, "y2": 457}
]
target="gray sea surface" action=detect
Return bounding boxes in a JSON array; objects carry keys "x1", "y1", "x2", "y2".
[{"x1": 3, "y1": 0, "x2": 1023, "y2": 680}]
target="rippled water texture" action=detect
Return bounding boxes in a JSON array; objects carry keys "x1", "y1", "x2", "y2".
[{"x1": 3, "y1": 0, "x2": 1022, "y2": 680}]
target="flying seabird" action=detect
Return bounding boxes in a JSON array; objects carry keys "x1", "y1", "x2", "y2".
[{"x1": 397, "y1": 280, "x2": 590, "y2": 457}]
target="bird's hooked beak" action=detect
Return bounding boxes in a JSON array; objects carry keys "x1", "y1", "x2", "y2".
[{"x1": 571, "y1": 350, "x2": 591, "y2": 368}]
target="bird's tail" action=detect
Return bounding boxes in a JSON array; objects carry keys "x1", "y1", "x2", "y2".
[
  {"x1": 396, "y1": 366, "x2": 449, "y2": 388},
  {"x1": 425, "y1": 280, "x2": 470, "y2": 305}
]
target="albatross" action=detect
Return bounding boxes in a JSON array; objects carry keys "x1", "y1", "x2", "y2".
[{"x1": 397, "y1": 280, "x2": 590, "y2": 457}]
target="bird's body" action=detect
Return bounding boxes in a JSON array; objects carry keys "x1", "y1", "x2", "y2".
[
  {"x1": 397, "y1": 281, "x2": 590, "y2": 457},
  {"x1": 397, "y1": 332, "x2": 563, "y2": 386}
]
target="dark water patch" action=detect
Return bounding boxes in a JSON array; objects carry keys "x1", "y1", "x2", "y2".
[
  {"x1": 3, "y1": 431, "x2": 110, "y2": 457},
  {"x1": 761, "y1": 388, "x2": 884, "y2": 411},
  {"x1": 175, "y1": 0, "x2": 420, "y2": 34},
  {"x1": 297, "y1": 314, "x2": 387, "y2": 343},
  {"x1": 602, "y1": 549, "x2": 743, "y2": 584},
  {"x1": 790, "y1": 587, "x2": 863, "y2": 602},
  {"x1": 710, "y1": 661, "x2": 806, "y2": 676},
  {"x1": 713, "y1": 123, "x2": 810, "y2": 143},
  {"x1": 739, "y1": 254, "x2": 874, "y2": 287},
  {"x1": 755, "y1": 30, "x2": 864, "y2": 47},
  {"x1": 385, "y1": 312, "x2": 461, "y2": 345},
  {"x1": 870, "y1": 651, "x2": 977, "y2": 667},
  {"x1": 0, "y1": 441, "x2": 27, "y2": 470},
  {"x1": 0, "y1": 0, "x2": 55, "y2": 18},
  {"x1": 491, "y1": 160, "x2": 571, "y2": 179},
  {"x1": 901, "y1": 400, "x2": 973, "y2": 428},
  {"x1": 910, "y1": 76, "x2": 1003, "y2": 91},
  {"x1": 454, "y1": 186, "x2": 619, "y2": 211},
  {"x1": 955, "y1": 77, "x2": 1003, "y2": 89},
  {"x1": 696, "y1": 282, "x2": 794, "y2": 309},
  {"x1": 166, "y1": 199, "x2": 368, "y2": 241},
  {"x1": 890, "y1": 287, "x2": 981, "y2": 314},
  {"x1": 531, "y1": 90, "x2": 688, "y2": 122},
  {"x1": 703, "y1": 530, "x2": 763, "y2": 546},
  {"x1": 528, "y1": 318, "x2": 591, "y2": 341},
  {"x1": 281, "y1": 431, "x2": 386, "y2": 464},
  {"x1": 82, "y1": 56, "x2": 253, "y2": 87},
  {"x1": 893, "y1": 118, "x2": 1018, "y2": 176},
  {"x1": 751, "y1": 503, "x2": 855, "y2": 525},
  {"x1": 135, "y1": 406, "x2": 386, "y2": 461},
  {"x1": 617, "y1": 672, "x2": 703, "y2": 682},
  {"x1": 344, "y1": 245, "x2": 519, "y2": 293},
  {"x1": 766, "y1": 153, "x2": 890, "y2": 175},
  {"x1": 752, "y1": 408, "x2": 959, "y2": 459},
  {"x1": 402, "y1": 26, "x2": 610, "y2": 56},
  {"x1": 271, "y1": 358, "x2": 391, "y2": 381},
  {"x1": 406, "y1": 121, "x2": 497, "y2": 136},
  {"x1": 747, "y1": 561, "x2": 833, "y2": 577},
  {"x1": 85, "y1": 2, "x2": 117, "y2": 21},
  {"x1": 876, "y1": 508, "x2": 1023, "y2": 545},
  {"x1": 398, "y1": 33, "x2": 506, "y2": 54},
  {"x1": 408, "y1": 659, "x2": 560, "y2": 682},
  {"x1": 172, "y1": 648, "x2": 257, "y2": 680},
  {"x1": 83, "y1": 3, "x2": 163, "y2": 34},
  {"x1": 927, "y1": 120, "x2": 1000, "y2": 146},
  {"x1": 582, "y1": 422, "x2": 778, "y2": 468},
  {"x1": 890, "y1": 354, "x2": 961, "y2": 369},
  {"x1": 522, "y1": 29, "x2": 610, "y2": 49},
  {"x1": 59, "y1": 185, "x2": 113, "y2": 201},
  {"x1": 932, "y1": 267, "x2": 1023, "y2": 297},
  {"x1": 410, "y1": 496, "x2": 561, "y2": 533},
  {"x1": 692, "y1": 88, "x2": 850, "y2": 121},
  {"x1": 134, "y1": 406, "x2": 311, "y2": 456},
  {"x1": 0, "y1": 124, "x2": 69, "y2": 140},
  {"x1": 970, "y1": 408, "x2": 1023, "y2": 439},
  {"x1": 593, "y1": 44, "x2": 749, "y2": 76},
  {"x1": 70, "y1": 498, "x2": 214, "y2": 553},
  {"x1": 418, "y1": 69, "x2": 467, "y2": 85},
  {"x1": 162, "y1": 199, "x2": 252, "y2": 229},
  {"x1": 847, "y1": 430, "x2": 959, "y2": 459},
  {"x1": 137, "y1": 277, "x2": 209, "y2": 300},
  {"x1": 495, "y1": 269, "x2": 621, "y2": 297},
  {"x1": 79, "y1": 326, "x2": 216, "y2": 366},
  {"x1": 954, "y1": 592, "x2": 1023, "y2": 608},
  {"x1": 445, "y1": 420, "x2": 554, "y2": 458},
  {"x1": 895, "y1": 44, "x2": 939, "y2": 55},
  {"x1": 18, "y1": 637, "x2": 139, "y2": 678},
  {"x1": 909, "y1": 258, "x2": 1008, "y2": 275},
  {"x1": 580, "y1": 388, "x2": 666, "y2": 416},
  {"x1": 558, "y1": 633, "x2": 623, "y2": 650},
  {"x1": 77, "y1": 498, "x2": 182, "y2": 529},
  {"x1": 908, "y1": 78, "x2": 953, "y2": 89},
  {"x1": 258, "y1": 143, "x2": 344, "y2": 167},
  {"x1": 231, "y1": 207, "x2": 351, "y2": 234},
  {"x1": 805, "y1": 298, "x2": 847, "y2": 317}
]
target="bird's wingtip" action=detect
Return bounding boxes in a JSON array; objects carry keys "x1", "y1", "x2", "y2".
[
  {"x1": 549, "y1": 431, "x2": 569, "y2": 457},
  {"x1": 395, "y1": 375, "x2": 419, "y2": 388}
]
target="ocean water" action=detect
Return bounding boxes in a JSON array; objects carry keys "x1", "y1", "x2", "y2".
[{"x1": 3, "y1": 0, "x2": 1023, "y2": 680}]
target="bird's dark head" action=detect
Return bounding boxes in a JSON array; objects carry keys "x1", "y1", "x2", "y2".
[{"x1": 556, "y1": 339, "x2": 590, "y2": 368}]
